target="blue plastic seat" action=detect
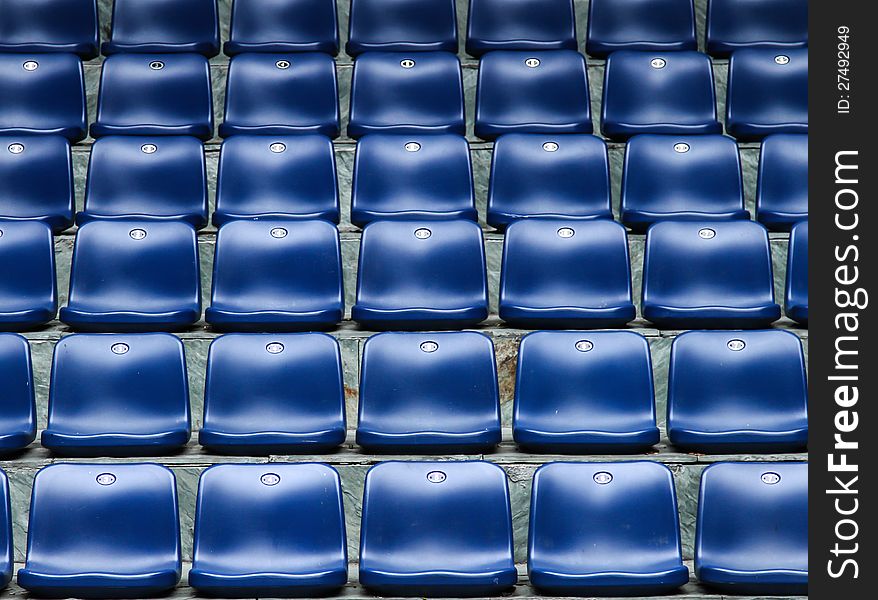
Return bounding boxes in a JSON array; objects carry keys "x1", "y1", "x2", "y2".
[
  {"x1": 466, "y1": 0, "x2": 577, "y2": 56},
  {"x1": 707, "y1": 0, "x2": 808, "y2": 57},
  {"x1": 103, "y1": 0, "x2": 220, "y2": 57},
  {"x1": 352, "y1": 134, "x2": 476, "y2": 227},
  {"x1": 348, "y1": 51, "x2": 464, "y2": 138},
  {"x1": 0, "y1": 468, "x2": 11, "y2": 589},
  {"x1": 346, "y1": 0, "x2": 457, "y2": 56},
  {"x1": 0, "y1": 135, "x2": 74, "y2": 233},
  {"x1": 0, "y1": 0, "x2": 99, "y2": 58},
  {"x1": 79, "y1": 136, "x2": 207, "y2": 229},
  {"x1": 487, "y1": 134, "x2": 611, "y2": 229},
  {"x1": 757, "y1": 134, "x2": 808, "y2": 230},
  {"x1": 642, "y1": 221, "x2": 781, "y2": 329},
  {"x1": 786, "y1": 221, "x2": 808, "y2": 326},
  {"x1": 0, "y1": 221, "x2": 56, "y2": 331},
  {"x1": 91, "y1": 53, "x2": 213, "y2": 140},
  {"x1": 190, "y1": 464, "x2": 347, "y2": 597},
  {"x1": 668, "y1": 330, "x2": 808, "y2": 453},
  {"x1": 17, "y1": 463, "x2": 182, "y2": 598},
  {"x1": 696, "y1": 462, "x2": 807, "y2": 595},
  {"x1": 353, "y1": 220, "x2": 488, "y2": 330},
  {"x1": 513, "y1": 331, "x2": 659, "y2": 453},
  {"x1": 60, "y1": 221, "x2": 201, "y2": 332},
  {"x1": 225, "y1": 0, "x2": 339, "y2": 55},
  {"x1": 500, "y1": 219, "x2": 635, "y2": 329},
  {"x1": 602, "y1": 50, "x2": 720, "y2": 141},
  {"x1": 622, "y1": 134, "x2": 748, "y2": 232},
  {"x1": 726, "y1": 48, "x2": 808, "y2": 141},
  {"x1": 359, "y1": 461, "x2": 516, "y2": 597},
  {"x1": 200, "y1": 333, "x2": 346, "y2": 454},
  {"x1": 0, "y1": 334, "x2": 36, "y2": 453},
  {"x1": 475, "y1": 50, "x2": 592, "y2": 140},
  {"x1": 220, "y1": 53, "x2": 339, "y2": 138},
  {"x1": 586, "y1": 0, "x2": 696, "y2": 58},
  {"x1": 529, "y1": 462, "x2": 688, "y2": 595},
  {"x1": 0, "y1": 53, "x2": 86, "y2": 142},
  {"x1": 206, "y1": 220, "x2": 343, "y2": 331}
]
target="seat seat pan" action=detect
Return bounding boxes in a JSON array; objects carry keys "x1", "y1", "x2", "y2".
[
  {"x1": 643, "y1": 303, "x2": 780, "y2": 329},
  {"x1": 205, "y1": 308, "x2": 342, "y2": 332},
  {"x1": 500, "y1": 304, "x2": 636, "y2": 329},
  {"x1": 623, "y1": 209, "x2": 749, "y2": 230},
  {"x1": 356, "y1": 428, "x2": 501, "y2": 454},
  {"x1": 188, "y1": 568, "x2": 346, "y2": 597},
  {"x1": 16, "y1": 568, "x2": 180, "y2": 599},
  {"x1": 198, "y1": 429, "x2": 345, "y2": 455},
  {"x1": 514, "y1": 427, "x2": 659, "y2": 454},
  {"x1": 0, "y1": 430, "x2": 36, "y2": 453},
  {"x1": 40, "y1": 429, "x2": 189, "y2": 457},
  {"x1": 352, "y1": 305, "x2": 487, "y2": 330},
  {"x1": 0, "y1": 307, "x2": 56, "y2": 331},
  {"x1": 59, "y1": 308, "x2": 200, "y2": 332},
  {"x1": 360, "y1": 567, "x2": 518, "y2": 598},
  {"x1": 668, "y1": 427, "x2": 807, "y2": 453},
  {"x1": 529, "y1": 564, "x2": 690, "y2": 596},
  {"x1": 696, "y1": 565, "x2": 807, "y2": 595}
]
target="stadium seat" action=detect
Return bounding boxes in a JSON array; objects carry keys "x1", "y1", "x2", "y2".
[
  {"x1": 353, "y1": 220, "x2": 488, "y2": 330},
  {"x1": 225, "y1": 0, "x2": 339, "y2": 55},
  {"x1": 200, "y1": 333, "x2": 346, "y2": 454},
  {"x1": 667, "y1": 330, "x2": 808, "y2": 453},
  {"x1": 586, "y1": 0, "x2": 697, "y2": 58},
  {"x1": 475, "y1": 50, "x2": 592, "y2": 140},
  {"x1": 206, "y1": 220, "x2": 343, "y2": 331},
  {"x1": 786, "y1": 221, "x2": 808, "y2": 326},
  {"x1": 0, "y1": 468, "x2": 10, "y2": 589},
  {"x1": 190, "y1": 464, "x2": 347, "y2": 597},
  {"x1": 696, "y1": 462, "x2": 807, "y2": 595},
  {"x1": 500, "y1": 219, "x2": 635, "y2": 329},
  {"x1": 487, "y1": 134, "x2": 611, "y2": 229},
  {"x1": 466, "y1": 0, "x2": 577, "y2": 56},
  {"x1": 726, "y1": 48, "x2": 808, "y2": 141},
  {"x1": 79, "y1": 136, "x2": 208, "y2": 229},
  {"x1": 0, "y1": 53, "x2": 86, "y2": 142},
  {"x1": 707, "y1": 0, "x2": 808, "y2": 57},
  {"x1": 0, "y1": 334, "x2": 36, "y2": 453},
  {"x1": 359, "y1": 461, "x2": 516, "y2": 597},
  {"x1": 0, "y1": 221, "x2": 56, "y2": 331},
  {"x1": 102, "y1": 0, "x2": 220, "y2": 57},
  {"x1": 513, "y1": 331, "x2": 659, "y2": 453},
  {"x1": 601, "y1": 50, "x2": 720, "y2": 141},
  {"x1": 215, "y1": 135, "x2": 338, "y2": 226},
  {"x1": 0, "y1": 135, "x2": 74, "y2": 233},
  {"x1": 91, "y1": 53, "x2": 213, "y2": 140},
  {"x1": 357, "y1": 332, "x2": 501, "y2": 453},
  {"x1": 757, "y1": 134, "x2": 808, "y2": 230},
  {"x1": 220, "y1": 53, "x2": 340, "y2": 138},
  {"x1": 528, "y1": 462, "x2": 689, "y2": 595},
  {"x1": 60, "y1": 220, "x2": 201, "y2": 332},
  {"x1": 42, "y1": 333, "x2": 191, "y2": 457},
  {"x1": 642, "y1": 221, "x2": 781, "y2": 329},
  {"x1": 17, "y1": 463, "x2": 182, "y2": 598},
  {"x1": 351, "y1": 134, "x2": 476, "y2": 227},
  {"x1": 348, "y1": 51, "x2": 465, "y2": 138},
  {"x1": 621, "y1": 134, "x2": 748, "y2": 232},
  {"x1": 0, "y1": 0, "x2": 99, "y2": 58},
  {"x1": 346, "y1": 0, "x2": 457, "y2": 56}
]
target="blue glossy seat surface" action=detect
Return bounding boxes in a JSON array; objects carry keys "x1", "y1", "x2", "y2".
[
  {"x1": 353, "y1": 220, "x2": 488, "y2": 330},
  {"x1": 226, "y1": 0, "x2": 339, "y2": 55},
  {"x1": 0, "y1": 135, "x2": 74, "y2": 233},
  {"x1": 351, "y1": 134, "x2": 476, "y2": 227},
  {"x1": 757, "y1": 134, "x2": 808, "y2": 230},
  {"x1": 466, "y1": 0, "x2": 577, "y2": 56},
  {"x1": 359, "y1": 461, "x2": 516, "y2": 597},
  {"x1": 220, "y1": 53, "x2": 339, "y2": 138},
  {"x1": 346, "y1": 0, "x2": 457, "y2": 56},
  {"x1": 80, "y1": 136, "x2": 207, "y2": 228},
  {"x1": 91, "y1": 53, "x2": 213, "y2": 140},
  {"x1": 586, "y1": 0, "x2": 696, "y2": 57},
  {"x1": 103, "y1": 0, "x2": 220, "y2": 56},
  {"x1": 668, "y1": 331, "x2": 808, "y2": 453},
  {"x1": 207, "y1": 220, "x2": 343, "y2": 331},
  {"x1": 0, "y1": 221, "x2": 57, "y2": 331},
  {"x1": 60, "y1": 220, "x2": 201, "y2": 332},
  {"x1": 726, "y1": 48, "x2": 808, "y2": 141},
  {"x1": 200, "y1": 333, "x2": 345, "y2": 454},
  {"x1": 707, "y1": 0, "x2": 808, "y2": 57},
  {"x1": 786, "y1": 221, "x2": 808, "y2": 326},
  {"x1": 529, "y1": 462, "x2": 688, "y2": 595},
  {"x1": 0, "y1": 0, "x2": 99, "y2": 58},
  {"x1": 17, "y1": 463, "x2": 181, "y2": 598},
  {"x1": 475, "y1": 50, "x2": 592, "y2": 140},
  {"x1": 696, "y1": 462, "x2": 807, "y2": 595},
  {"x1": 0, "y1": 469, "x2": 11, "y2": 589},
  {"x1": 0, "y1": 53, "x2": 86, "y2": 142},
  {"x1": 190, "y1": 464, "x2": 347, "y2": 597},
  {"x1": 0, "y1": 334, "x2": 36, "y2": 454},
  {"x1": 514, "y1": 331, "x2": 658, "y2": 453},
  {"x1": 622, "y1": 134, "x2": 747, "y2": 232},
  {"x1": 500, "y1": 219, "x2": 635, "y2": 329},
  {"x1": 348, "y1": 51, "x2": 465, "y2": 138},
  {"x1": 602, "y1": 50, "x2": 720, "y2": 141},
  {"x1": 642, "y1": 221, "x2": 780, "y2": 329}
]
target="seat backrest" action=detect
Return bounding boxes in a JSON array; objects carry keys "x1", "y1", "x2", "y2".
[
  {"x1": 0, "y1": 468, "x2": 11, "y2": 587},
  {"x1": 0, "y1": 0, "x2": 99, "y2": 58},
  {"x1": 586, "y1": 0, "x2": 696, "y2": 57},
  {"x1": 0, "y1": 221, "x2": 57, "y2": 313},
  {"x1": 786, "y1": 221, "x2": 808, "y2": 308},
  {"x1": 706, "y1": 0, "x2": 808, "y2": 56},
  {"x1": 757, "y1": 134, "x2": 808, "y2": 225},
  {"x1": 466, "y1": 0, "x2": 577, "y2": 56},
  {"x1": 105, "y1": 0, "x2": 219, "y2": 56},
  {"x1": 226, "y1": 0, "x2": 339, "y2": 55},
  {"x1": 0, "y1": 333, "x2": 36, "y2": 449},
  {"x1": 0, "y1": 135, "x2": 73, "y2": 232},
  {"x1": 347, "y1": 0, "x2": 458, "y2": 55}
]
